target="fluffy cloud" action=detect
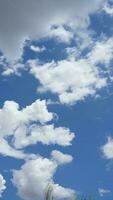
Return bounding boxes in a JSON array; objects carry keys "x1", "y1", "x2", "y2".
[
  {"x1": 0, "y1": 138, "x2": 27, "y2": 159},
  {"x1": 0, "y1": 174, "x2": 6, "y2": 197},
  {"x1": 0, "y1": 100, "x2": 75, "y2": 200},
  {"x1": 28, "y1": 56, "x2": 107, "y2": 104},
  {"x1": 0, "y1": 100, "x2": 53, "y2": 137},
  {"x1": 13, "y1": 125, "x2": 74, "y2": 149},
  {"x1": 0, "y1": 99, "x2": 52, "y2": 158},
  {"x1": 0, "y1": 0, "x2": 105, "y2": 61},
  {"x1": 88, "y1": 37, "x2": 113, "y2": 65},
  {"x1": 98, "y1": 188, "x2": 110, "y2": 197},
  {"x1": 101, "y1": 137, "x2": 113, "y2": 159},
  {"x1": 12, "y1": 156, "x2": 74, "y2": 200},
  {"x1": 49, "y1": 25, "x2": 73, "y2": 43},
  {"x1": 51, "y1": 150, "x2": 73, "y2": 165},
  {"x1": 0, "y1": 99, "x2": 75, "y2": 158},
  {"x1": 27, "y1": 33, "x2": 113, "y2": 105}
]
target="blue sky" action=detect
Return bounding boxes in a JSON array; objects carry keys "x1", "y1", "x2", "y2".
[{"x1": 0, "y1": 0, "x2": 113, "y2": 200}]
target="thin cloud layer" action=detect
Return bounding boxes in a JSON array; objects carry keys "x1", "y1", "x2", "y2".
[
  {"x1": 0, "y1": 0, "x2": 105, "y2": 61},
  {"x1": 98, "y1": 188, "x2": 110, "y2": 197},
  {"x1": 103, "y1": 2, "x2": 113, "y2": 15}
]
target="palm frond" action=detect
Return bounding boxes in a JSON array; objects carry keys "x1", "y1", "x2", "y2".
[
  {"x1": 44, "y1": 184, "x2": 93, "y2": 200},
  {"x1": 45, "y1": 184, "x2": 54, "y2": 200}
]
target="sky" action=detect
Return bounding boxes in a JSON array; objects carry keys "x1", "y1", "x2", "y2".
[{"x1": 0, "y1": 0, "x2": 113, "y2": 200}]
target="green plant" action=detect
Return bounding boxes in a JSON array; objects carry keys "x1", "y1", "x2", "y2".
[{"x1": 45, "y1": 184, "x2": 54, "y2": 200}]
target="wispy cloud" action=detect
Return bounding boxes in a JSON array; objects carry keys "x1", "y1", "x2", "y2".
[
  {"x1": 0, "y1": 174, "x2": 6, "y2": 198},
  {"x1": 98, "y1": 188, "x2": 110, "y2": 197},
  {"x1": 101, "y1": 137, "x2": 113, "y2": 159}
]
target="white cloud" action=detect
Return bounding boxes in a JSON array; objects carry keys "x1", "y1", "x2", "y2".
[
  {"x1": 27, "y1": 34, "x2": 113, "y2": 105},
  {"x1": 0, "y1": 100, "x2": 75, "y2": 200},
  {"x1": 0, "y1": 0, "x2": 105, "y2": 61},
  {"x1": 30, "y1": 45, "x2": 46, "y2": 53},
  {"x1": 2, "y1": 62, "x2": 24, "y2": 76},
  {"x1": 12, "y1": 157, "x2": 74, "y2": 200},
  {"x1": 0, "y1": 100, "x2": 53, "y2": 137},
  {"x1": 0, "y1": 174, "x2": 6, "y2": 198},
  {"x1": 0, "y1": 99, "x2": 75, "y2": 158},
  {"x1": 0, "y1": 137, "x2": 37, "y2": 160},
  {"x1": 0, "y1": 99, "x2": 53, "y2": 158},
  {"x1": 2, "y1": 68, "x2": 15, "y2": 76},
  {"x1": 88, "y1": 37, "x2": 113, "y2": 65},
  {"x1": 101, "y1": 137, "x2": 113, "y2": 159},
  {"x1": 51, "y1": 150, "x2": 73, "y2": 165},
  {"x1": 98, "y1": 188, "x2": 110, "y2": 197},
  {"x1": 49, "y1": 25, "x2": 73, "y2": 43},
  {"x1": 103, "y1": 2, "x2": 113, "y2": 15},
  {"x1": 28, "y1": 56, "x2": 107, "y2": 105},
  {"x1": 66, "y1": 47, "x2": 80, "y2": 60},
  {"x1": 0, "y1": 100, "x2": 75, "y2": 199},
  {"x1": 0, "y1": 137, "x2": 27, "y2": 159},
  {"x1": 13, "y1": 124, "x2": 74, "y2": 149}
]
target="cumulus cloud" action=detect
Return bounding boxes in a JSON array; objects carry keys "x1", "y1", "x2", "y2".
[
  {"x1": 98, "y1": 188, "x2": 110, "y2": 197},
  {"x1": 88, "y1": 37, "x2": 113, "y2": 65},
  {"x1": 0, "y1": 99, "x2": 75, "y2": 158},
  {"x1": 12, "y1": 157, "x2": 74, "y2": 200},
  {"x1": 2, "y1": 14, "x2": 113, "y2": 105},
  {"x1": 0, "y1": 0, "x2": 105, "y2": 61},
  {"x1": 0, "y1": 100, "x2": 75, "y2": 199},
  {"x1": 13, "y1": 125, "x2": 74, "y2": 149},
  {"x1": 0, "y1": 100, "x2": 53, "y2": 137},
  {"x1": 49, "y1": 25, "x2": 73, "y2": 43},
  {"x1": 0, "y1": 138, "x2": 27, "y2": 159},
  {"x1": 101, "y1": 137, "x2": 113, "y2": 159},
  {"x1": 28, "y1": 55, "x2": 107, "y2": 104},
  {"x1": 0, "y1": 174, "x2": 6, "y2": 197},
  {"x1": 51, "y1": 150, "x2": 73, "y2": 165},
  {"x1": 26, "y1": 33, "x2": 113, "y2": 105},
  {"x1": 0, "y1": 99, "x2": 75, "y2": 199}
]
